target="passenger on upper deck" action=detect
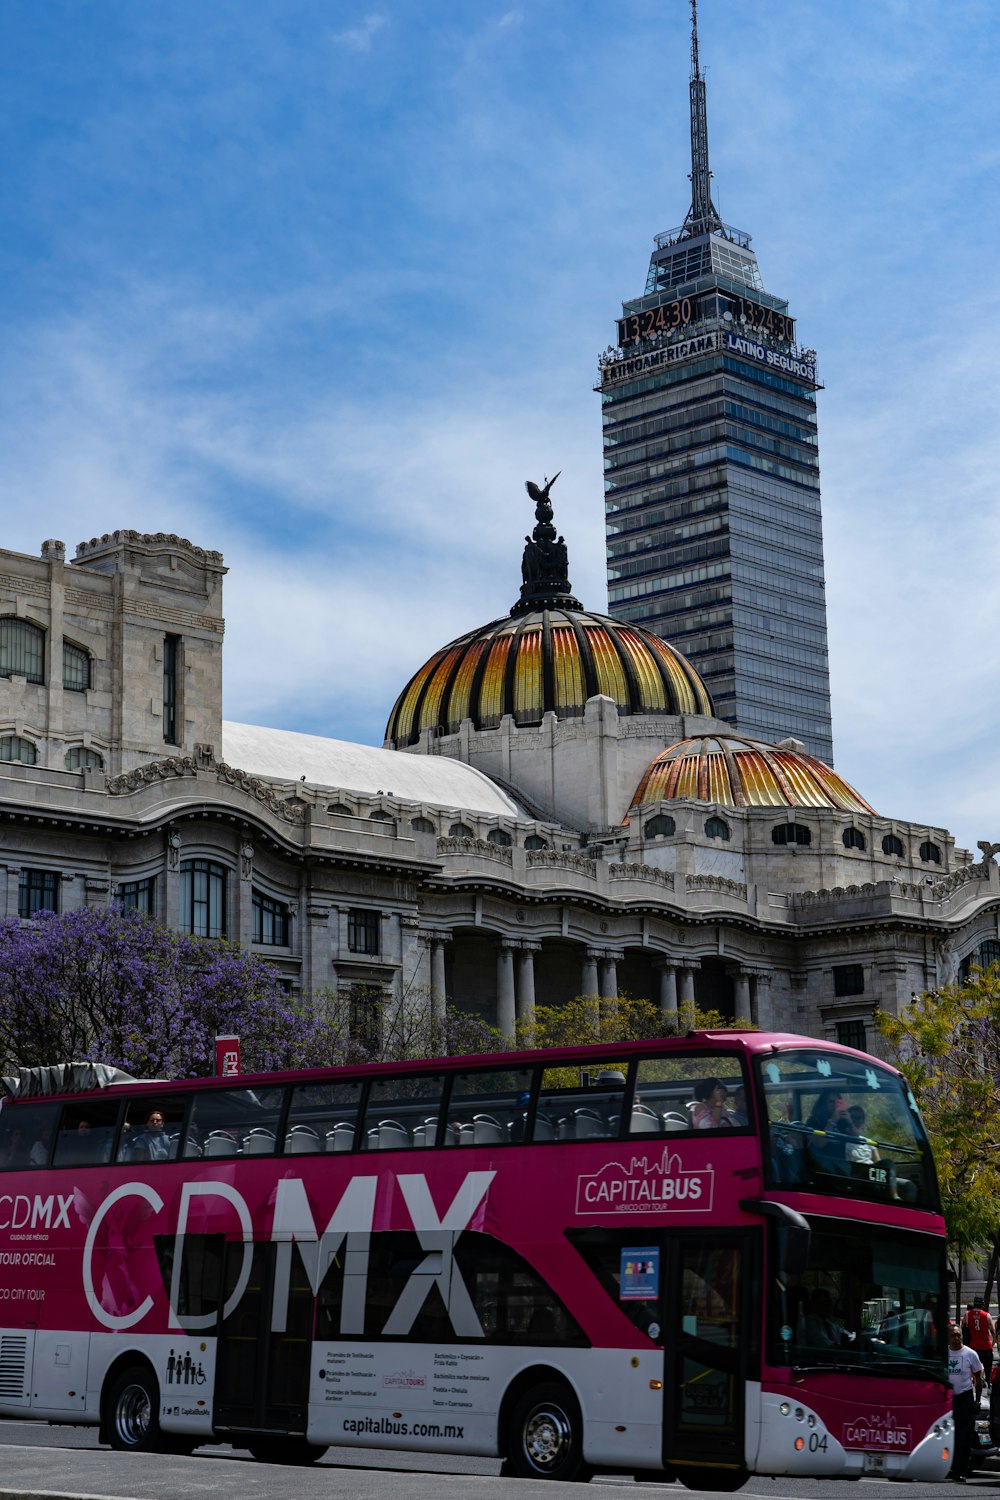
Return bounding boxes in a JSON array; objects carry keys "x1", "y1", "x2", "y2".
[{"x1": 691, "y1": 1078, "x2": 731, "y2": 1129}]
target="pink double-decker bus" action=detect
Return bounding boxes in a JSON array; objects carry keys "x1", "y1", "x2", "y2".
[{"x1": 0, "y1": 1031, "x2": 951, "y2": 1487}]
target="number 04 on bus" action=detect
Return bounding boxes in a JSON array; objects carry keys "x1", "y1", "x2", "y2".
[{"x1": 0, "y1": 1031, "x2": 951, "y2": 1487}]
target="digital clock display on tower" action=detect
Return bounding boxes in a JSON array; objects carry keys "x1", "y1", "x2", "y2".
[
  {"x1": 728, "y1": 294, "x2": 795, "y2": 345},
  {"x1": 616, "y1": 297, "x2": 692, "y2": 347}
]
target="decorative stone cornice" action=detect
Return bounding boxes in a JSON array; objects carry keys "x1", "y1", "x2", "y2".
[
  {"x1": 687, "y1": 874, "x2": 747, "y2": 899},
  {"x1": 75, "y1": 531, "x2": 224, "y2": 566},
  {"x1": 436, "y1": 836, "x2": 513, "y2": 864},
  {"x1": 106, "y1": 756, "x2": 306, "y2": 824},
  {"x1": 107, "y1": 757, "x2": 198, "y2": 792},
  {"x1": 610, "y1": 862, "x2": 675, "y2": 889},
  {"x1": 526, "y1": 850, "x2": 597, "y2": 877}
]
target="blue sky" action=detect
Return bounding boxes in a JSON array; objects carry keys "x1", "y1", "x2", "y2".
[{"x1": 2, "y1": 1, "x2": 999, "y2": 853}]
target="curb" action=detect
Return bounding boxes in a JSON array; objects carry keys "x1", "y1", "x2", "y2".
[{"x1": 0, "y1": 1491, "x2": 130, "y2": 1500}]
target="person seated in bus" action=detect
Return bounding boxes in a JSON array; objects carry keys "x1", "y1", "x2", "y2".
[
  {"x1": 728, "y1": 1086, "x2": 749, "y2": 1127},
  {"x1": 804, "y1": 1091, "x2": 850, "y2": 1171},
  {"x1": 844, "y1": 1104, "x2": 879, "y2": 1164},
  {"x1": 131, "y1": 1109, "x2": 171, "y2": 1162},
  {"x1": 0, "y1": 1124, "x2": 29, "y2": 1169},
  {"x1": 29, "y1": 1119, "x2": 53, "y2": 1168},
  {"x1": 803, "y1": 1287, "x2": 855, "y2": 1348},
  {"x1": 691, "y1": 1078, "x2": 731, "y2": 1129}
]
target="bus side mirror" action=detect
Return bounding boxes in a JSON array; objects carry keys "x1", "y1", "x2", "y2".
[{"x1": 740, "y1": 1198, "x2": 811, "y2": 1275}]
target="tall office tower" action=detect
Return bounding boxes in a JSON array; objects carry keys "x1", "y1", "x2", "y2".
[{"x1": 598, "y1": 1, "x2": 834, "y2": 763}]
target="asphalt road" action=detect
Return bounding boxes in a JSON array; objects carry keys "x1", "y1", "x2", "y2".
[{"x1": 0, "y1": 1419, "x2": 995, "y2": 1500}]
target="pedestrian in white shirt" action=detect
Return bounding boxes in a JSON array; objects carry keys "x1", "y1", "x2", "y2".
[{"x1": 948, "y1": 1323, "x2": 984, "y2": 1481}]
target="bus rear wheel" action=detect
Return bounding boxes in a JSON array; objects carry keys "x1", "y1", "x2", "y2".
[
  {"x1": 247, "y1": 1438, "x2": 328, "y2": 1465},
  {"x1": 505, "y1": 1381, "x2": 590, "y2": 1482},
  {"x1": 105, "y1": 1365, "x2": 161, "y2": 1453}
]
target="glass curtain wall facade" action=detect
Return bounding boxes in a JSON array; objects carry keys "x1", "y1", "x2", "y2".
[{"x1": 599, "y1": 229, "x2": 834, "y2": 764}]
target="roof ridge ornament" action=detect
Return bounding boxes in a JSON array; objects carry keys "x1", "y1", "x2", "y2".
[{"x1": 511, "y1": 472, "x2": 584, "y2": 617}]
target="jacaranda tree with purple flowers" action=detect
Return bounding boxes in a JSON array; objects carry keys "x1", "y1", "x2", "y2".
[{"x1": 0, "y1": 907, "x2": 356, "y2": 1079}]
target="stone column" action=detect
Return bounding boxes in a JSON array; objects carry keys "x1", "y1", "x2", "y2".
[
  {"x1": 678, "y1": 966, "x2": 697, "y2": 1006},
  {"x1": 430, "y1": 936, "x2": 448, "y2": 1024},
  {"x1": 497, "y1": 940, "x2": 517, "y2": 1038},
  {"x1": 734, "y1": 970, "x2": 752, "y2": 1024},
  {"x1": 581, "y1": 948, "x2": 600, "y2": 999},
  {"x1": 752, "y1": 971, "x2": 772, "y2": 1029},
  {"x1": 516, "y1": 942, "x2": 539, "y2": 1025},
  {"x1": 657, "y1": 961, "x2": 678, "y2": 1023},
  {"x1": 238, "y1": 840, "x2": 254, "y2": 948},
  {"x1": 599, "y1": 952, "x2": 620, "y2": 1000}
]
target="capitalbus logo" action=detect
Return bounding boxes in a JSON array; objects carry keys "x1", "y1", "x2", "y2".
[
  {"x1": 384, "y1": 1369, "x2": 427, "y2": 1389},
  {"x1": 575, "y1": 1148, "x2": 714, "y2": 1215},
  {"x1": 843, "y1": 1412, "x2": 912, "y2": 1451}
]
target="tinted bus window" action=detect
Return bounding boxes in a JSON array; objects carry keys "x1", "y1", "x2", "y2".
[
  {"x1": 286, "y1": 1078, "x2": 364, "y2": 1154},
  {"x1": 537, "y1": 1061, "x2": 629, "y2": 1142},
  {"x1": 0, "y1": 1102, "x2": 58, "y2": 1170},
  {"x1": 183, "y1": 1086, "x2": 286, "y2": 1159},
  {"x1": 631, "y1": 1053, "x2": 749, "y2": 1135},
  {"x1": 53, "y1": 1100, "x2": 120, "y2": 1167},
  {"x1": 444, "y1": 1065, "x2": 535, "y2": 1146},
  {"x1": 756, "y1": 1048, "x2": 939, "y2": 1208},
  {"x1": 119, "y1": 1096, "x2": 190, "y2": 1163},
  {"x1": 363, "y1": 1073, "x2": 447, "y2": 1150}
]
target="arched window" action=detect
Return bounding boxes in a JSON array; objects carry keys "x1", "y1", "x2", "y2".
[
  {"x1": 369, "y1": 810, "x2": 393, "y2": 822},
  {"x1": 704, "y1": 816, "x2": 730, "y2": 841},
  {"x1": 772, "y1": 823, "x2": 811, "y2": 847},
  {"x1": 328, "y1": 803, "x2": 354, "y2": 817},
  {"x1": 919, "y1": 841, "x2": 941, "y2": 864},
  {"x1": 524, "y1": 834, "x2": 548, "y2": 851},
  {"x1": 842, "y1": 827, "x2": 866, "y2": 851},
  {"x1": 252, "y1": 890, "x2": 290, "y2": 946},
  {"x1": 449, "y1": 822, "x2": 474, "y2": 840},
  {"x1": 0, "y1": 619, "x2": 44, "y2": 684},
  {"x1": 62, "y1": 642, "x2": 91, "y2": 693},
  {"x1": 487, "y1": 828, "x2": 513, "y2": 847},
  {"x1": 179, "y1": 859, "x2": 227, "y2": 939},
  {"x1": 959, "y1": 940, "x2": 1000, "y2": 982},
  {"x1": 644, "y1": 813, "x2": 675, "y2": 839},
  {"x1": 412, "y1": 816, "x2": 435, "y2": 834},
  {"x1": 881, "y1": 834, "x2": 905, "y2": 858},
  {"x1": 65, "y1": 747, "x2": 103, "y2": 771},
  {"x1": 0, "y1": 735, "x2": 37, "y2": 764}
]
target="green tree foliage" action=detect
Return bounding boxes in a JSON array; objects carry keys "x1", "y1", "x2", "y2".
[
  {"x1": 876, "y1": 970, "x2": 1000, "y2": 1254},
  {"x1": 515, "y1": 995, "x2": 751, "y2": 1051}
]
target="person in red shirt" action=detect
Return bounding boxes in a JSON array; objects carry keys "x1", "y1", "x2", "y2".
[{"x1": 962, "y1": 1296, "x2": 996, "y2": 1387}]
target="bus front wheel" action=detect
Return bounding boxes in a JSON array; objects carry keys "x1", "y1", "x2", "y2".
[
  {"x1": 105, "y1": 1365, "x2": 161, "y2": 1453},
  {"x1": 505, "y1": 1381, "x2": 590, "y2": 1482}
]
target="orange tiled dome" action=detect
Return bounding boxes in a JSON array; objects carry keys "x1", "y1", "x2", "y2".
[{"x1": 629, "y1": 734, "x2": 876, "y2": 813}]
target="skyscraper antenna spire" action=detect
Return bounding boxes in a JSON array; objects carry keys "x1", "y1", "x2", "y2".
[{"x1": 683, "y1": 0, "x2": 722, "y2": 238}]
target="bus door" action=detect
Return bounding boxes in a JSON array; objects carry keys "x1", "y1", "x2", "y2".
[
  {"x1": 661, "y1": 1230, "x2": 757, "y2": 1479},
  {"x1": 214, "y1": 1242, "x2": 313, "y2": 1436}
]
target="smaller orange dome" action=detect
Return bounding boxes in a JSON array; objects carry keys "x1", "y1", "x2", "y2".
[{"x1": 628, "y1": 734, "x2": 876, "y2": 814}]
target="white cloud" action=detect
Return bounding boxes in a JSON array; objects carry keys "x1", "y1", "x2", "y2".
[{"x1": 331, "y1": 14, "x2": 386, "y2": 53}]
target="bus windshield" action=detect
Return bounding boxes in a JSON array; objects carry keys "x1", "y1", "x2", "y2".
[
  {"x1": 768, "y1": 1219, "x2": 947, "y2": 1381},
  {"x1": 755, "y1": 1047, "x2": 939, "y2": 1210}
]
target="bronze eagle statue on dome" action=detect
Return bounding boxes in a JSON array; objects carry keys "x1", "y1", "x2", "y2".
[{"x1": 525, "y1": 472, "x2": 560, "y2": 506}]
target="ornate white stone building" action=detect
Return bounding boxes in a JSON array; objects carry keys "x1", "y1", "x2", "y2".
[{"x1": 0, "y1": 509, "x2": 995, "y2": 1056}]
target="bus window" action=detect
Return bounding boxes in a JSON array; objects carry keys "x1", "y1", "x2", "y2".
[
  {"x1": 362, "y1": 1073, "x2": 447, "y2": 1150},
  {"x1": 0, "y1": 1101, "x2": 58, "y2": 1170},
  {"x1": 537, "y1": 1061, "x2": 629, "y2": 1142},
  {"x1": 286, "y1": 1078, "x2": 364, "y2": 1154},
  {"x1": 182, "y1": 1086, "x2": 286, "y2": 1159},
  {"x1": 444, "y1": 1065, "x2": 535, "y2": 1146},
  {"x1": 756, "y1": 1049, "x2": 939, "y2": 1208},
  {"x1": 119, "y1": 1096, "x2": 189, "y2": 1163},
  {"x1": 53, "y1": 1100, "x2": 121, "y2": 1167},
  {"x1": 631, "y1": 1054, "x2": 749, "y2": 1136}
]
